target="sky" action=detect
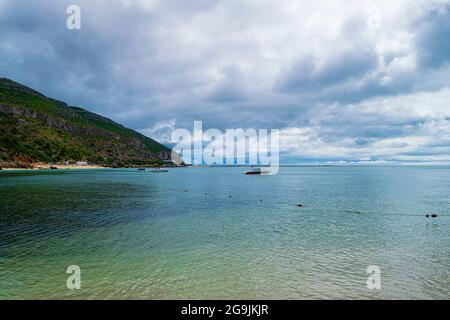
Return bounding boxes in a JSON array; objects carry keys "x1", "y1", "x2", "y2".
[{"x1": 1, "y1": 0, "x2": 450, "y2": 164}]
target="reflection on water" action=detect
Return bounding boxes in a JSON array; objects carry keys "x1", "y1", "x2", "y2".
[{"x1": 0, "y1": 167, "x2": 449, "y2": 299}]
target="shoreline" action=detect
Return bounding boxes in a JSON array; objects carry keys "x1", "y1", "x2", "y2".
[
  {"x1": 0, "y1": 163, "x2": 183, "y2": 171},
  {"x1": 0, "y1": 164, "x2": 107, "y2": 171}
]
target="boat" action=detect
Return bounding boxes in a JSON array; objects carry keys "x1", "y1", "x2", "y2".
[{"x1": 244, "y1": 167, "x2": 270, "y2": 175}]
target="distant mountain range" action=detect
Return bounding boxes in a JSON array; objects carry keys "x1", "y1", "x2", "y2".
[{"x1": 0, "y1": 78, "x2": 172, "y2": 168}]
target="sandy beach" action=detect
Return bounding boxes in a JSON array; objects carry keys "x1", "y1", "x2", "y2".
[{"x1": 0, "y1": 164, "x2": 106, "y2": 171}]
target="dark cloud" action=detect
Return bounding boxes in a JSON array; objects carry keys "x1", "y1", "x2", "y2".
[
  {"x1": 1, "y1": 0, "x2": 450, "y2": 163},
  {"x1": 279, "y1": 50, "x2": 378, "y2": 93},
  {"x1": 416, "y1": 4, "x2": 450, "y2": 69}
]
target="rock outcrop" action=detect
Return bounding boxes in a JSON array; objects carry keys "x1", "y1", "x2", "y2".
[{"x1": 0, "y1": 78, "x2": 172, "y2": 168}]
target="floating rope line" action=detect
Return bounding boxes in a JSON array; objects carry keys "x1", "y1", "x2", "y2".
[
  {"x1": 163, "y1": 187, "x2": 450, "y2": 218},
  {"x1": 295, "y1": 204, "x2": 450, "y2": 218}
]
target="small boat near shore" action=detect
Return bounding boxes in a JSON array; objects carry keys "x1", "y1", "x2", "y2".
[{"x1": 244, "y1": 167, "x2": 270, "y2": 175}]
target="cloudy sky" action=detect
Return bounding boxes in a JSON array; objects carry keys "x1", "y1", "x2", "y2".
[{"x1": 1, "y1": 0, "x2": 450, "y2": 164}]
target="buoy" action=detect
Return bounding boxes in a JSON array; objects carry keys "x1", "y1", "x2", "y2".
[
  {"x1": 345, "y1": 210, "x2": 361, "y2": 214},
  {"x1": 426, "y1": 215, "x2": 430, "y2": 218}
]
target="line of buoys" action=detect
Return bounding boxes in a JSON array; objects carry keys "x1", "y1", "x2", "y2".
[
  {"x1": 165, "y1": 188, "x2": 447, "y2": 219},
  {"x1": 295, "y1": 204, "x2": 448, "y2": 218}
]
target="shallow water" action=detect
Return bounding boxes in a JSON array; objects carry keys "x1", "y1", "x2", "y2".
[{"x1": 1, "y1": 167, "x2": 449, "y2": 299}]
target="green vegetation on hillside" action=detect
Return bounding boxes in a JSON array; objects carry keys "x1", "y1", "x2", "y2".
[{"x1": 0, "y1": 78, "x2": 172, "y2": 168}]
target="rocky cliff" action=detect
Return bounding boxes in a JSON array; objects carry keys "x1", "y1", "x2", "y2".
[{"x1": 0, "y1": 78, "x2": 172, "y2": 168}]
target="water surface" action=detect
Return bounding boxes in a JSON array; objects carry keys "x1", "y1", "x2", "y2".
[{"x1": 1, "y1": 167, "x2": 449, "y2": 299}]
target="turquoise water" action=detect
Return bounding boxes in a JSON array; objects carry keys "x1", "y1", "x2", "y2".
[{"x1": 1, "y1": 167, "x2": 449, "y2": 299}]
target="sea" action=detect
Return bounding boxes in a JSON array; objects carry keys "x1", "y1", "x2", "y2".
[{"x1": 0, "y1": 166, "x2": 449, "y2": 299}]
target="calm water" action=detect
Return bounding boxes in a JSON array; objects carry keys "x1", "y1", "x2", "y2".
[{"x1": 0, "y1": 167, "x2": 449, "y2": 299}]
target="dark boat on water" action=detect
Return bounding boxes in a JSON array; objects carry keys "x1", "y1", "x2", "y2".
[{"x1": 244, "y1": 167, "x2": 270, "y2": 175}]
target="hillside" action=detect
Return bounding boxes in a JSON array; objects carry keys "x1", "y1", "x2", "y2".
[{"x1": 0, "y1": 78, "x2": 172, "y2": 168}]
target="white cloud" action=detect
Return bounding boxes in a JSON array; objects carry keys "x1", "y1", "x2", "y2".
[
  {"x1": 278, "y1": 88, "x2": 450, "y2": 162},
  {"x1": 139, "y1": 119, "x2": 177, "y2": 143}
]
